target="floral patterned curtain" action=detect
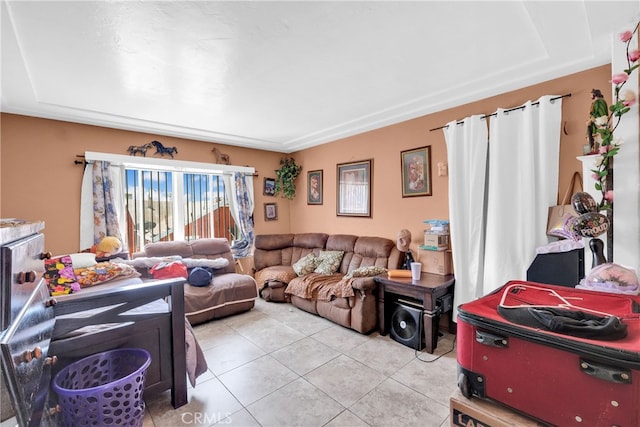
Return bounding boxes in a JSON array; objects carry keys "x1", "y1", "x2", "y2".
[
  {"x1": 80, "y1": 161, "x2": 124, "y2": 248},
  {"x1": 224, "y1": 172, "x2": 255, "y2": 258}
]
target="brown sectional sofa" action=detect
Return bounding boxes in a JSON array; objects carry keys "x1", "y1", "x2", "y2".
[
  {"x1": 133, "y1": 238, "x2": 258, "y2": 325},
  {"x1": 254, "y1": 233, "x2": 403, "y2": 334}
]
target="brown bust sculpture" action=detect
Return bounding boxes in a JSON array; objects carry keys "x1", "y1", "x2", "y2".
[{"x1": 396, "y1": 229, "x2": 415, "y2": 270}]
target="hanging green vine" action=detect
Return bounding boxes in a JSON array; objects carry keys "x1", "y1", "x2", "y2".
[{"x1": 274, "y1": 157, "x2": 302, "y2": 200}]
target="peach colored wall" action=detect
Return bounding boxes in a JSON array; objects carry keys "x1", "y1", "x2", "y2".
[
  {"x1": 290, "y1": 65, "x2": 612, "y2": 256},
  {"x1": 0, "y1": 116, "x2": 290, "y2": 254},
  {"x1": 1, "y1": 65, "x2": 611, "y2": 256}
]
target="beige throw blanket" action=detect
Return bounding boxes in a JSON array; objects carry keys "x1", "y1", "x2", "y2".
[{"x1": 285, "y1": 273, "x2": 355, "y2": 301}]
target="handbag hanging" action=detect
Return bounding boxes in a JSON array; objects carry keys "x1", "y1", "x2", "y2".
[{"x1": 547, "y1": 171, "x2": 582, "y2": 239}]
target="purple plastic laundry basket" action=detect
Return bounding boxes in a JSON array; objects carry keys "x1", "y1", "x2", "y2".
[{"x1": 52, "y1": 348, "x2": 151, "y2": 427}]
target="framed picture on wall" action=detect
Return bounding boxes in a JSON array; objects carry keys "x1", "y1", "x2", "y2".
[
  {"x1": 263, "y1": 177, "x2": 276, "y2": 196},
  {"x1": 401, "y1": 146, "x2": 432, "y2": 197},
  {"x1": 336, "y1": 159, "x2": 372, "y2": 217},
  {"x1": 264, "y1": 202, "x2": 278, "y2": 221},
  {"x1": 307, "y1": 170, "x2": 323, "y2": 205}
]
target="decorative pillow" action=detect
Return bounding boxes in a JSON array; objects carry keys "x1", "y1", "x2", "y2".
[
  {"x1": 293, "y1": 253, "x2": 320, "y2": 276},
  {"x1": 314, "y1": 250, "x2": 345, "y2": 275},
  {"x1": 344, "y1": 265, "x2": 388, "y2": 279},
  {"x1": 74, "y1": 262, "x2": 140, "y2": 288},
  {"x1": 188, "y1": 267, "x2": 213, "y2": 287},
  {"x1": 69, "y1": 252, "x2": 97, "y2": 269}
]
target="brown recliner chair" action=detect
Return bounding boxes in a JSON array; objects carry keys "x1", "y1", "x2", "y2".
[
  {"x1": 253, "y1": 233, "x2": 329, "y2": 302},
  {"x1": 134, "y1": 238, "x2": 257, "y2": 325}
]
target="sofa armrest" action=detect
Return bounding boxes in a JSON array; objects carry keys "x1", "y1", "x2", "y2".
[{"x1": 350, "y1": 276, "x2": 377, "y2": 294}]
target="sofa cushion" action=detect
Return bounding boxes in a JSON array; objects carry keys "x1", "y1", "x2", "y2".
[
  {"x1": 184, "y1": 273, "x2": 257, "y2": 324},
  {"x1": 255, "y1": 266, "x2": 297, "y2": 286},
  {"x1": 349, "y1": 237, "x2": 398, "y2": 271},
  {"x1": 293, "y1": 253, "x2": 320, "y2": 276},
  {"x1": 326, "y1": 235, "x2": 359, "y2": 252},
  {"x1": 330, "y1": 297, "x2": 353, "y2": 310},
  {"x1": 253, "y1": 248, "x2": 284, "y2": 271},
  {"x1": 325, "y1": 235, "x2": 358, "y2": 274},
  {"x1": 315, "y1": 251, "x2": 344, "y2": 274},
  {"x1": 254, "y1": 234, "x2": 295, "y2": 251},
  {"x1": 292, "y1": 233, "x2": 330, "y2": 249}
]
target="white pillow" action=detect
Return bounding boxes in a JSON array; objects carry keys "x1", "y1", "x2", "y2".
[{"x1": 69, "y1": 252, "x2": 97, "y2": 269}]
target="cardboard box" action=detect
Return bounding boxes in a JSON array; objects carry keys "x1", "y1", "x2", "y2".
[
  {"x1": 420, "y1": 249, "x2": 452, "y2": 275},
  {"x1": 450, "y1": 390, "x2": 544, "y2": 427},
  {"x1": 423, "y1": 232, "x2": 449, "y2": 250}
]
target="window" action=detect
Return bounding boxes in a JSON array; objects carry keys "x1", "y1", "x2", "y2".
[
  {"x1": 81, "y1": 151, "x2": 255, "y2": 255},
  {"x1": 126, "y1": 169, "x2": 238, "y2": 252}
]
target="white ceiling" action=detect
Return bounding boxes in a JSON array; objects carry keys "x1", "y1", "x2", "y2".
[{"x1": 2, "y1": 1, "x2": 639, "y2": 153}]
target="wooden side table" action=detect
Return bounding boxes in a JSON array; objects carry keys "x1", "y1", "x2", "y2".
[{"x1": 375, "y1": 272, "x2": 455, "y2": 353}]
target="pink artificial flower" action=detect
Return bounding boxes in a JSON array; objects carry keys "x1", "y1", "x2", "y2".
[
  {"x1": 620, "y1": 31, "x2": 633, "y2": 42},
  {"x1": 591, "y1": 173, "x2": 599, "y2": 181},
  {"x1": 621, "y1": 89, "x2": 637, "y2": 107},
  {"x1": 629, "y1": 49, "x2": 640, "y2": 62},
  {"x1": 599, "y1": 145, "x2": 611, "y2": 154},
  {"x1": 604, "y1": 190, "x2": 614, "y2": 202},
  {"x1": 611, "y1": 73, "x2": 629, "y2": 84}
]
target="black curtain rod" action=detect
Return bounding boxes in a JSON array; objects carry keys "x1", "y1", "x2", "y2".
[
  {"x1": 429, "y1": 93, "x2": 572, "y2": 132},
  {"x1": 74, "y1": 155, "x2": 88, "y2": 166}
]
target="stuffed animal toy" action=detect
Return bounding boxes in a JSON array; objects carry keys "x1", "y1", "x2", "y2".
[{"x1": 92, "y1": 236, "x2": 123, "y2": 258}]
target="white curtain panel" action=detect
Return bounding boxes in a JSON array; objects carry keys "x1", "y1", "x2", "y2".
[
  {"x1": 79, "y1": 165, "x2": 94, "y2": 250},
  {"x1": 444, "y1": 115, "x2": 488, "y2": 320},
  {"x1": 483, "y1": 96, "x2": 562, "y2": 294}
]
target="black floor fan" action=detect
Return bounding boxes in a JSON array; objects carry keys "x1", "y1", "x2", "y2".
[{"x1": 390, "y1": 300, "x2": 424, "y2": 350}]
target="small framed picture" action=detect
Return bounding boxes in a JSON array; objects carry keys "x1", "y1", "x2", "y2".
[
  {"x1": 264, "y1": 202, "x2": 278, "y2": 221},
  {"x1": 401, "y1": 146, "x2": 432, "y2": 197},
  {"x1": 337, "y1": 159, "x2": 372, "y2": 217},
  {"x1": 307, "y1": 170, "x2": 323, "y2": 205},
  {"x1": 263, "y1": 178, "x2": 276, "y2": 196}
]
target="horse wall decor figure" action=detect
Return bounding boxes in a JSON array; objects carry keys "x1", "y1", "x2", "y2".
[
  {"x1": 127, "y1": 143, "x2": 153, "y2": 157},
  {"x1": 211, "y1": 147, "x2": 230, "y2": 165},
  {"x1": 151, "y1": 140, "x2": 178, "y2": 158}
]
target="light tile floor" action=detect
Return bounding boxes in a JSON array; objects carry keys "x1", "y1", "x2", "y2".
[{"x1": 143, "y1": 298, "x2": 458, "y2": 427}]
